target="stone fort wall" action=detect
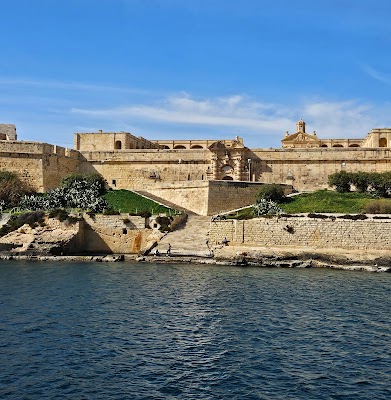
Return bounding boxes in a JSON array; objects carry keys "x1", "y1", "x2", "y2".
[
  {"x1": 0, "y1": 141, "x2": 80, "y2": 191},
  {"x1": 135, "y1": 181, "x2": 292, "y2": 215},
  {"x1": 209, "y1": 216, "x2": 391, "y2": 251}
]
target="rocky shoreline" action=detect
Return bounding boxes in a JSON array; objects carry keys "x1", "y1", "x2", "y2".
[{"x1": 2, "y1": 249, "x2": 390, "y2": 272}]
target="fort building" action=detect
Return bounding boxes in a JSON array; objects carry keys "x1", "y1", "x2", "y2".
[{"x1": 3, "y1": 120, "x2": 391, "y2": 214}]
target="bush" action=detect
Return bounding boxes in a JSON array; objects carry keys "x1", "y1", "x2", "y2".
[
  {"x1": 253, "y1": 199, "x2": 283, "y2": 216},
  {"x1": 362, "y1": 199, "x2": 391, "y2": 214},
  {"x1": 20, "y1": 177, "x2": 109, "y2": 213},
  {"x1": 328, "y1": 171, "x2": 351, "y2": 193},
  {"x1": 61, "y1": 173, "x2": 106, "y2": 195},
  {"x1": 350, "y1": 172, "x2": 371, "y2": 193},
  {"x1": 48, "y1": 208, "x2": 69, "y2": 222},
  {"x1": 337, "y1": 214, "x2": 367, "y2": 220},
  {"x1": 0, "y1": 171, "x2": 34, "y2": 209},
  {"x1": 256, "y1": 184, "x2": 285, "y2": 203},
  {"x1": 0, "y1": 211, "x2": 45, "y2": 237}
]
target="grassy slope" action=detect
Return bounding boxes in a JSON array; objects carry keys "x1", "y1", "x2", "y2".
[
  {"x1": 104, "y1": 189, "x2": 175, "y2": 214},
  {"x1": 281, "y1": 190, "x2": 375, "y2": 214},
  {"x1": 228, "y1": 190, "x2": 391, "y2": 219}
]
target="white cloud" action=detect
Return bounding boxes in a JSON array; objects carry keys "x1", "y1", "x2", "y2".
[
  {"x1": 71, "y1": 93, "x2": 295, "y2": 133},
  {"x1": 303, "y1": 100, "x2": 376, "y2": 137},
  {"x1": 0, "y1": 77, "x2": 149, "y2": 95},
  {"x1": 362, "y1": 64, "x2": 391, "y2": 85}
]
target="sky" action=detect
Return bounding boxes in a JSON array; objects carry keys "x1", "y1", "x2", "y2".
[{"x1": 1, "y1": 0, "x2": 391, "y2": 148}]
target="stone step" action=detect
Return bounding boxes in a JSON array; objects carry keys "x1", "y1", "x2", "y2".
[{"x1": 157, "y1": 215, "x2": 211, "y2": 256}]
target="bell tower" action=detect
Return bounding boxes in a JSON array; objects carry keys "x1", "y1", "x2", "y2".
[{"x1": 296, "y1": 119, "x2": 306, "y2": 133}]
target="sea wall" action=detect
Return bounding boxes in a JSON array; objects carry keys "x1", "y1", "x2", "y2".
[
  {"x1": 81, "y1": 214, "x2": 153, "y2": 254},
  {"x1": 209, "y1": 216, "x2": 391, "y2": 251}
]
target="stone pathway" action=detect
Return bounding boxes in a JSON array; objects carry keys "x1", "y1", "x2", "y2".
[{"x1": 155, "y1": 215, "x2": 212, "y2": 257}]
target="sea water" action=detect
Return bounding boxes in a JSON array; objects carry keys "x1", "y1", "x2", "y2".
[{"x1": 0, "y1": 261, "x2": 390, "y2": 399}]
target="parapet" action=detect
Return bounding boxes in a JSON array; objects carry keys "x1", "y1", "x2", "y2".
[{"x1": 0, "y1": 124, "x2": 17, "y2": 140}]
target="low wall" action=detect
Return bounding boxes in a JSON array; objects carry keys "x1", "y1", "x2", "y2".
[
  {"x1": 207, "y1": 181, "x2": 291, "y2": 216},
  {"x1": 147, "y1": 181, "x2": 293, "y2": 216},
  {"x1": 81, "y1": 214, "x2": 150, "y2": 254},
  {"x1": 209, "y1": 216, "x2": 391, "y2": 251}
]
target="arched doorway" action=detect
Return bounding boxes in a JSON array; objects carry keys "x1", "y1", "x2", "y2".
[
  {"x1": 174, "y1": 145, "x2": 186, "y2": 149},
  {"x1": 222, "y1": 176, "x2": 234, "y2": 180},
  {"x1": 191, "y1": 145, "x2": 203, "y2": 149},
  {"x1": 115, "y1": 140, "x2": 122, "y2": 149},
  {"x1": 379, "y1": 138, "x2": 387, "y2": 147}
]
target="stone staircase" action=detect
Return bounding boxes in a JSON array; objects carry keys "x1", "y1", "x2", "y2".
[
  {"x1": 155, "y1": 215, "x2": 212, "y2": 257},
  {"x1": 133, "y1": 190, "x2": 197, "y2": 215}
]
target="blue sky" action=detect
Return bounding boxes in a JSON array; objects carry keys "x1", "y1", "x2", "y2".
[{"x1": 1, "y1": 0, "x2": 391, "y2": 148}]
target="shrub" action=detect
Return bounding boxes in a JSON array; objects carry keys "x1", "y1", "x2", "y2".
[
  {"x1": 0, "y1": 211, "x2": 45, "y2": 237},
  {"x1": 362, "y1": 199, "x2": 391, "y2": 214},
  {"x1": 48, "y1": 208, "x2": 69, "y2": 222},
  {"x1": 328, "y1": 171, "x2": 351, "y2": 193},
  {"x1": 253, "y1": 199, "x2": 283, "y2": 216},
  {"x1": 256, "y1": 184, "x2": 285, "y2": 203},
  {"x1": 337, "y1": 214, "x2": 367, "y2": 220},
  {"x1": 20, "y1": 178, "x2": 109, "y2": 213},
  {"x1": 307, "y1": 213, "x2": 330, "y2": 219},
  {"x1": 156, "y1": 215, "x2": 173, "y2": 232},
  {"x1": 350, "y1": 172, "x2": 371, "y2": 193},
  {"x1": 61, "y1": 173, "x2": 106, "y2": 195},
  {"x1": 0, "y1": 171, "x2": 34, "y2": 209}
]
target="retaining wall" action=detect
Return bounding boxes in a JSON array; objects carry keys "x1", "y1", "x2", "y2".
[{"x1": 209, "y1": 216, "x2": 391, "y2": 251}]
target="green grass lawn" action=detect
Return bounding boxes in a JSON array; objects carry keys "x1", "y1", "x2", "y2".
[
  {"x1": 104, "y1": 190, "x2": 176, "y2": 215},
  {"x1": 281, "y1": 190, "x2": 375, "y2": 214},
  {"x1": 226, "y1": 190, "x2": 391, "y2": 219}
]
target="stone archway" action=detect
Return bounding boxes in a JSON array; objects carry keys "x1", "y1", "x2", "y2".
[
  {"x1": 222, "y1": 176, "x2": 234, "y2": 180},
  {"x1": 115, "y1": 140, "x2": 122, "y2": 149},
  {"x1": 379, "y1": 138, "x2": 387, "y2": 147}
]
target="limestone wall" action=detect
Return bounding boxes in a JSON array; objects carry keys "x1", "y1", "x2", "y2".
[
  {"x1": 0, "y1": 124, "x2": 17, "y2": 140},
  {"x1": 146, "y1": 182, "x2": 210, "y2": 215},
  {"x1": 251, "y1": 147, "x2": 391, "y2": 191},
  {"x1": 79, "y1": 149, "x2": 211, "y2": 189},
  {"x1": 75, "y1": 132, "x2": 160, "y2": 151},
  {"x1": 81, "y1": 214, "x2": 151, "y2": 254},
  {"x1": 209, "y1": 216, "x2": 391, "y2": 251},
  {"x1": 146, "y1": 181, "x2": 292, "y2": 215},
  {"x1": 207, "y1": 181, "x2": 291, "y2": 216},
  {"x1": 0, "y1": 141, "x2": 80, "y2": 191}
]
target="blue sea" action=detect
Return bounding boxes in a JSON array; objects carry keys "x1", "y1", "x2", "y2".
[{"x1": 0, "y1": 261, "x2": 390, "y2": 399}]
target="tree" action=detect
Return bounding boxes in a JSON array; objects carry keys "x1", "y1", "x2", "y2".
[
  {"x1": 256, "y1": 184, "x2": 285, "y2": 203},
  {"x1": 328, "y1": 171, "x2": 351, "y2": 193}
]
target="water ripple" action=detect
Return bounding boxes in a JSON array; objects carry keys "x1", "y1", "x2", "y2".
[{"x1": 0, "y1": 261, "x2": 390, "y2": 399}]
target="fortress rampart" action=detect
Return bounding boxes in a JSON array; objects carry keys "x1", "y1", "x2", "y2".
[
  {"x1": 0, "y1": 141, "x2": 80, "y2": 191},
  {"x1": 3, "y1": 120, "x2": 391, "y2": 213},
  {"x1": 209, "y1": 216, "x2": 391, "y2": 251}
]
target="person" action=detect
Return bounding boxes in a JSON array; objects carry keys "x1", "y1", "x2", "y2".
[
  {"x1": 166, "y1": 243, "x2": 172, "y2": 256},
  {"x1": 222, "y1": 237, "x2": 229, "y2": 246},
  {"x1": 153, "y1": 248, "x2": 160, "y2": 256}
]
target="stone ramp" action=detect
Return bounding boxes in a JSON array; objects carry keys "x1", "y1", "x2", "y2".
[
  {"x1": 133, "y1": 190, "x2": 198, "y2": 215},
  {"x1": 156, "y1": 215, "x2": 211, "y2": 257}
]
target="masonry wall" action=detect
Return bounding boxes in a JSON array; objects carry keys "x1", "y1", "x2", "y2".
[
  {"x1": 251, "y1": 147, "x2": 391, "y2": 191},
  {"x1": 207, "y1": 181, "x2": 292, "y2": 216},
  {"x1": 79, "y1": 149, "x2": 211, "y2": 190},
  {"x1": 81, "y1": 214, "x2": 151, "y2": 254},
  {"x1": 209, "y1": 216, "x2": 391, "y2": 251},
  {"x1": 0, "y1": 142, "x2": 80, "y2": 191}
]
